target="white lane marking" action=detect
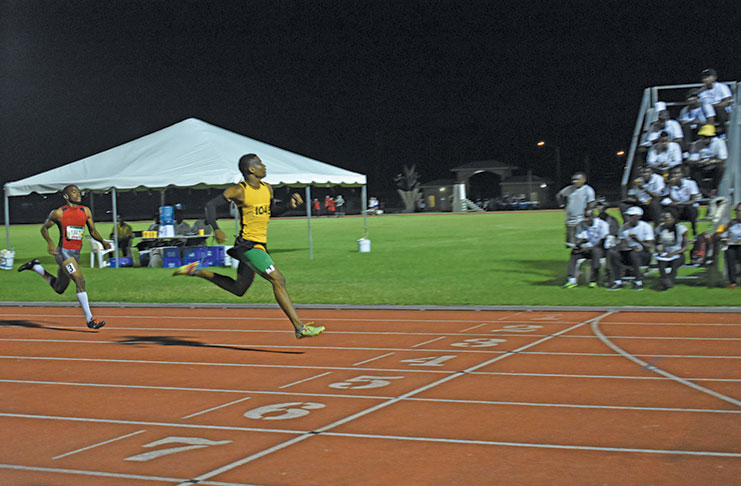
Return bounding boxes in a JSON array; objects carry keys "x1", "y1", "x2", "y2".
[
  {"x1": 497, "y1": 311, "x2": 524, "y2": 320},
  {"x1": 592, "y1": 320, "x2": 741, "y2": 408},
  {"x1": 53, "y1": 429, "x2": 146, "y2": 460},
  {"x1": 0, "y1": 463, "x2": 255, "y2": 485},
  {"x1": 458, "y1": 323, "x2": 488, "y2": 332},
  {"x1": 279, "y1": 372, "x2": 333, "y2": 389},
  {"x1": 411, "y1": 337, "x2": 445, "y2": 347},
  {"x1": 1, "y1": 378, "x2": 739, "y2": 413},
  {"x1": 353, "y1": 352, "x2": 395, "y2": 366},
  {"x1": 4, "y1": 334, "x2": 741, "y2": 343},
  {"x1": 0, "y1": 412, "x2": 304, "y2": 435},
  {"x1": 321, "y1": 432, "x2": 741, "y2": 457},
  {"x1": 185, "y1": 312, "x2": 614, "y2": 483},
  {"x1": 181, "y1": 397, "x2": 252, "y2": 419}
]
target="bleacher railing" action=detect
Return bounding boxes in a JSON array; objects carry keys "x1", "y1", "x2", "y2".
[{"x1": 621, "y1": 81, "x2": 739, "y2": 205}]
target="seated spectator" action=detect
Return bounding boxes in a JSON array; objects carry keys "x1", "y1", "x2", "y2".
[
  {"x1": 687, "y1": 124, "x2": 728, "y2": 197},
  {"x1": 556, "y1": 172, "x2": 596, "y2": 247},
  {"x1": 646, "y1": 132, "x2": 683, "y2": 175},
  {"x1": 368, "y1": 196, "x2": 380, "y2": 214},
  {"x1": 718, "y1": 202, "x2": 741, "y2": 288},
  {"x1": 562, "y1": 208, "x2": 610, "y2": 288},
  {"x1": 595, "y1": 197, "x2": 620, "y2": 285},
  {"x1": 607, "y1": 206, "x2": 655, "y2": 291},
  {"x1": 174, "y1": 210, "x2": 191, "y2": 235},
  {"x1": 644, "y1": 105, "x2": 685, "y2": 149},
  {"x1": 147, "y1": 213, "x2": 160, "y2": 232},
  {"x1": 622, "y1": 165, "x2": 665, "y2": 225},
  {"x1": 661, "y1": 166, "x2": 700, "y2": 237},
  {"x1": 678, "y1": 89, "x2": 716, "y2": 143},
  {"x1": 654, "y1": 211, "x2": 690, "y2": 290},
  {"x1": 109, "y1": 214, "x2": 134, "y2": 257},
  {"x1": 699, "y1": 68, "x2": 733, "y2": 130}
]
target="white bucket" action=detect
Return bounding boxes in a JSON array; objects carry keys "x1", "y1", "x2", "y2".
[
  {"x1": 357, "y1": 238, "x2": 371, "y2": 253},
  {"x1": 0, "y1": 249, "x2": 15, "y2": 270}
]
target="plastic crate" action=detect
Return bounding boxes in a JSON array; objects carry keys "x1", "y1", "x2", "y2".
[
  {"x1": 109, "y1": 257, "x2": 133, "y2": 268},
  {"x1": 202, "y1": 246, "x2": 225, "y2": 267},
  {"x1": 182, "y1": 247, "x2": 204, "y2": 264},
  {"x1": 162, "y1": 246, "x2": 180, "y2": 259},
  {"x1": 162, "y1": 257, "x2": 182, "y2": 268}
]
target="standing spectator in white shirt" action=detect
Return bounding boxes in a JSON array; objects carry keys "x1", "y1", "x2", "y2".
[
  {"x1": 556, "y1": 172, "x2": 596, "y2": 247},
  {"x1": 679, "y1": 89, "x2": 716, "y2": 143},
  {"x1": 646, "y1": 132, "x2": 683, "y2": 175},
  {"x1": 608, "y1": 206, "x2": 655, "y2": 290},
  {"x1": 622, "y1": 165, "x2": 666, "y2": 225},
  {"x1": 687, "y1": 124, "x2": 728, "y2": 196},
  {"x1": 562, "y1": 208, "x2": 610, "y2": 288},
  {"x1": 662, "y1": 166, "x2": 700, "y2": 237},
  {"x1": 699, "y1": 68, "x2": 733, "y2": 129},
  {"x1": 654, "y1": 211, "x2": 690, "y2": 290}
]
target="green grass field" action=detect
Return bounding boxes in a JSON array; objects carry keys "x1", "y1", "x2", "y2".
[{"x1": 1, "y1": 210, "x2": 736, "y2": 307}]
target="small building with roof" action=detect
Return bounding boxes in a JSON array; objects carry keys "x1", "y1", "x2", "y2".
[{"x1": 419, "y1": 179, "x2": 456, "y2": 211}]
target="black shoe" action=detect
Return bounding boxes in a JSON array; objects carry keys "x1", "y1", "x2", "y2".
[
  {"x1": 17, "y1": 259, "x2": 40, "y2": 272},
  {"x1": 86, "y1": 318, "x2": 106, "y2": 329}
]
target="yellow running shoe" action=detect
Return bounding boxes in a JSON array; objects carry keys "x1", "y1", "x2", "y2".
[
  {"x1": 172, "y1": 261, "x2": 202, "y2": 276},
  {"x1": 295, "y1": 322, "x2": 325, "y2": 339}
]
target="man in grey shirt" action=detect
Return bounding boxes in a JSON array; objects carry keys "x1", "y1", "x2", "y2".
[{"x1": 557, "y1": 172, "x2": 596, "y2": 246}]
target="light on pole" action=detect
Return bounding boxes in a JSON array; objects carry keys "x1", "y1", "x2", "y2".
[{"x1": 537, "y1": 141, "x2": 561, "y2": 187}]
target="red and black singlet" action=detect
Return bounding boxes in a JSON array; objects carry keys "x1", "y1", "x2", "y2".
[{"x1": 58, "y1": 204, "x2": 88, "y2": 250}]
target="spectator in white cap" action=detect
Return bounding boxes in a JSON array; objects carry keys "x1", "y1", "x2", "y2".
[
  {"x1": 607, "y1": 206, "x2": 655, "y2": 291},
  {"x1": 655, "y1": 210, "x2": 690, "y2": 290},
  {"x1": 687, "y1": 124, "x2": 727, "y2": 196},
  {"x1": 556, "y1": 172, "x2": 596, "y2": 247},
  {"x1": 622, "y1": 165, "x2": 665, "y2": 225}
]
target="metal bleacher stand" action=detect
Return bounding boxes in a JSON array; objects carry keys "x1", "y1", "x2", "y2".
[
  {"x1": 616, "y1": 81, "x2": 740, "y2": 283},
  {"x1": 621, "y1": 80, "x2": 740, "y2": 213}
]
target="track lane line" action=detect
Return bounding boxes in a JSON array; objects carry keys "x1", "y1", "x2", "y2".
[
  {"x1": 1, "y1": 378, "x2": 739, "y2": 413},
  {"x1": 52, "y1": 429, "x2": 147, "y2": 460},
  {"x1": 181, "y1": 397, "x2": 252, "y2": 419},
  {"x1": 182, "y1": 311, "x2": 615, "y2": 484},
  {"x1": 592, "y1": 320, "x2": 741, "y2": 408}
]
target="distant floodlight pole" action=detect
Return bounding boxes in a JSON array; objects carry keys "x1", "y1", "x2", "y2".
[{"x1": 537, "y1": 141, "x2": 561, "y2": 187}]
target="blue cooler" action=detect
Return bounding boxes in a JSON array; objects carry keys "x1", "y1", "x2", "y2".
[
  {"x1": 161, "y1": 246, "x2": 181, "y2": 268},
  {"x1": 202, "y1": 246, "x2": 226, "y2": 267},
  {"x1": 159, "y1": 205, "x2": 174, "y2": 225}
]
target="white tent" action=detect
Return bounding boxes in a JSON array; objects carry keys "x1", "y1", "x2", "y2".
[{"x1": 4, "y1": 118, "x2": 369, "y2": 258}]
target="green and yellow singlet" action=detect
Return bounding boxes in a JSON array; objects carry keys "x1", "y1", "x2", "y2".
[{"x1": 238, "y1": 181, "x2": 271, "y2": 244}]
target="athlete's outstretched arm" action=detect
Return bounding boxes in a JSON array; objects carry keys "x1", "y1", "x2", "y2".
[
  {"x1": 41, "y1": 210, "x2": 60, "y2": 256},
  {"x1": 205, "y1": 185, "x2": 244, "y2": 243},
  {"x1": 85, "y1": 208, "x2": 110, "y2": 249}
]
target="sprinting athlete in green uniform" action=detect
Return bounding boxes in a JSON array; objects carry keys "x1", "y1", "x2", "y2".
[{"x1": 173, "y1": 154, "x2": 324, "y2": 339}]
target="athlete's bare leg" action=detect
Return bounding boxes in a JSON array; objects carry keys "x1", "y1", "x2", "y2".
[{"x1": 190, "y1": 264, "x2": 256, "y2": 296}]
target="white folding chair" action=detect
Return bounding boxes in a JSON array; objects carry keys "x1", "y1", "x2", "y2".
[{"x1": 89, "y1": 238, "x2": 114, "y2": 268}]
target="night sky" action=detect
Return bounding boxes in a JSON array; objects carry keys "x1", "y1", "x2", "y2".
[{"x1": 2, "y1": 0, "x2": 739, "y2": 206}]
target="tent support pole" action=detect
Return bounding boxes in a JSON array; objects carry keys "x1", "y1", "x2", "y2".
[
  {"x1": 361, "y1": 184, "x2": 368, "y2": 238},
  {"x1": 4, "y1": 187, "x2": 10, "y2": 250},
  {"x1": 89, "y1": 191, "x2": 94, "y2": 218},
  {"x1": 305, "y1": 186, "x2": 313, "y2": 260},
  {"x1": 112, "y1": 188, "x2": 119, "y2": 265},
  {"x1": 160, "y1": 189, "x2": 166, "y2": 206}
]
